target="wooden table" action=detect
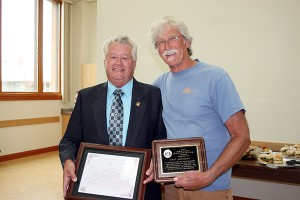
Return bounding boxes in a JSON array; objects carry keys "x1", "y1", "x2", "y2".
[{"x1": 232, "y1": 159, "x2": 300, "y2": 184}]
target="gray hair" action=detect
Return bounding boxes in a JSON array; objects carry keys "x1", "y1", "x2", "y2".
[
  {"x1": 149, "y1": 16, "x2": 193, "y2": 56},
  {"x1": 102, "y1": 35, "x2": 137, "y2": 61}
]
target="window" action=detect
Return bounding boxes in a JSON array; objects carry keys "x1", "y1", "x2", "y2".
[{"x1": 0, "y1": 0, "x2": 62, "y2": 100}]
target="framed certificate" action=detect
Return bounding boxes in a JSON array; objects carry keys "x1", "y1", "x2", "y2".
[
  {"x1": 152, "y1": 137, "x2": 208, "y2": 183},
  {"x1": 65, "y1": 142, "x2": 151, "y2": 200}
]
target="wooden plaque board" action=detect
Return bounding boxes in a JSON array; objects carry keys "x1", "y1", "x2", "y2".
[
  {"x1": 152, "y1": 137, "x2": 208, "y2": 183},
  {"x1": 66, "y1": 142, "x2": 151, "y2": 200}
]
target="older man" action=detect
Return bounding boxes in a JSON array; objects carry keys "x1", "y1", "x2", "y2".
[{"x1": 148, "y1": 16, "x2": 250, "y2": 200}]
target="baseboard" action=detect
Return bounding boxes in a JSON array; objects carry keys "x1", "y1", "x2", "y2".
[
  {"x1": 0, "y1": 146, "x2": 58, "y2": 162},
  {"x1": 233, "y1": 196, "x2": 257, "y2": 200}
]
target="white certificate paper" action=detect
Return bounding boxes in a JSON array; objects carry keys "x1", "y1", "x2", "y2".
[{"x1": 78, "y1": 152, "x2": 140, "y2": 199}]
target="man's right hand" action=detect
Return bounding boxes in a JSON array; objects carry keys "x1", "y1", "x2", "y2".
[{"x1": 63, "y1": 159, "x2": 77, "y2": 197}]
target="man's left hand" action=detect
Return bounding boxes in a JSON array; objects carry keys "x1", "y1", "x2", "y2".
[{"x1": 173, "y1": 171, "x2": 214, "y2": 190}]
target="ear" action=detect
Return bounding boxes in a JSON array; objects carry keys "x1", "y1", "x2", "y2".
[
  {"x1": 183, "y1": 39, "x2": 191, "y2": 49},
  {"x1": 133, "y1": 61, "x2": 137, "y2": 70}
]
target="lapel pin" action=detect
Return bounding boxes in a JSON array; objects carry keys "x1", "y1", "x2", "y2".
[{"x1": 136, "y1": 102, "x2": 141, "y2": 107}]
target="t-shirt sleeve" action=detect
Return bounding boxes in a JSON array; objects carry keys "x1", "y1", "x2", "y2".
[
  {"x1": 212, "y1": 74, "x2": 245, "y2": 124},
  {"x1": 153, "y1": 77, "x2": 160, "y2": 88}
]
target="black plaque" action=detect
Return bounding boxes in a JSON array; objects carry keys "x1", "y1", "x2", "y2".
[
  {"x1": 161, "y1": 146, "x2": 199, "y2": 173},
  {"x1": 152, "y1": 138, "x2": 208, "y2": 183}
]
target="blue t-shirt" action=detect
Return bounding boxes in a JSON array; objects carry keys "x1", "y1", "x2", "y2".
[{"x1": 153, "y1": 61, "x2": 245, "y2": 191}]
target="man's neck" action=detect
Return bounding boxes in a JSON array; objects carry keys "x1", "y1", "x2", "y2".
[{"x1": 170, "y1": 58, "x2": 197, "y2": 73}]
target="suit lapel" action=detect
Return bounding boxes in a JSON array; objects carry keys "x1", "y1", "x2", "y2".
[
  {"x1": 93, "y1": 83, "x2": 110, "y2": 144},
  {"x1": 126, "y1": 80, "x2": 146, "y2": 146}
]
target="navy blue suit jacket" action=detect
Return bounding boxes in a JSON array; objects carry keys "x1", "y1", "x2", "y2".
[{"x1": 59, "y1": 78, "x2": 166, "y2": 200}]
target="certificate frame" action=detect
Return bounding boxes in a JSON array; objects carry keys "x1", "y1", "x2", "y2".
[
  {"x1": 65, "y1": 142, "x2": 151, "y2": 200},
  {"x1": 152, "y1": 137, "x2": 208, "y2": 183}
]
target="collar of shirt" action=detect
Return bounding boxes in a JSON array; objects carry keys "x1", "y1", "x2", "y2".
[{"x1": 107, "y1": 79, "x2": 133, "y2": 100}]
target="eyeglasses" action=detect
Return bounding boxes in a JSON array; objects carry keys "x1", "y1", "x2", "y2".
[{"x1": 154, "y1": 35, "x2": 183, "y2": 49}]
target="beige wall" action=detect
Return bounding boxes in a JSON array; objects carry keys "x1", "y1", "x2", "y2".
[
  {"x1": 0, "y1": 101, "x2": 62, "y2": 155},
  {"x1": 97, "y1": 0, "x2": 300, "y2": 144},
  {"x1": 69, "y1": 0, "x2": 97, "y2": 101}
]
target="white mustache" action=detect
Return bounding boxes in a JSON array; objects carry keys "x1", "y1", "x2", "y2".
[{"x1": 163, "y1": 49, "x2": 178, "y2": 57}]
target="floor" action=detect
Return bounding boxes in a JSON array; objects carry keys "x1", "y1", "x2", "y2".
[{"x1": 0, "y1": 151, "x2": 64, "y2": 200}]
